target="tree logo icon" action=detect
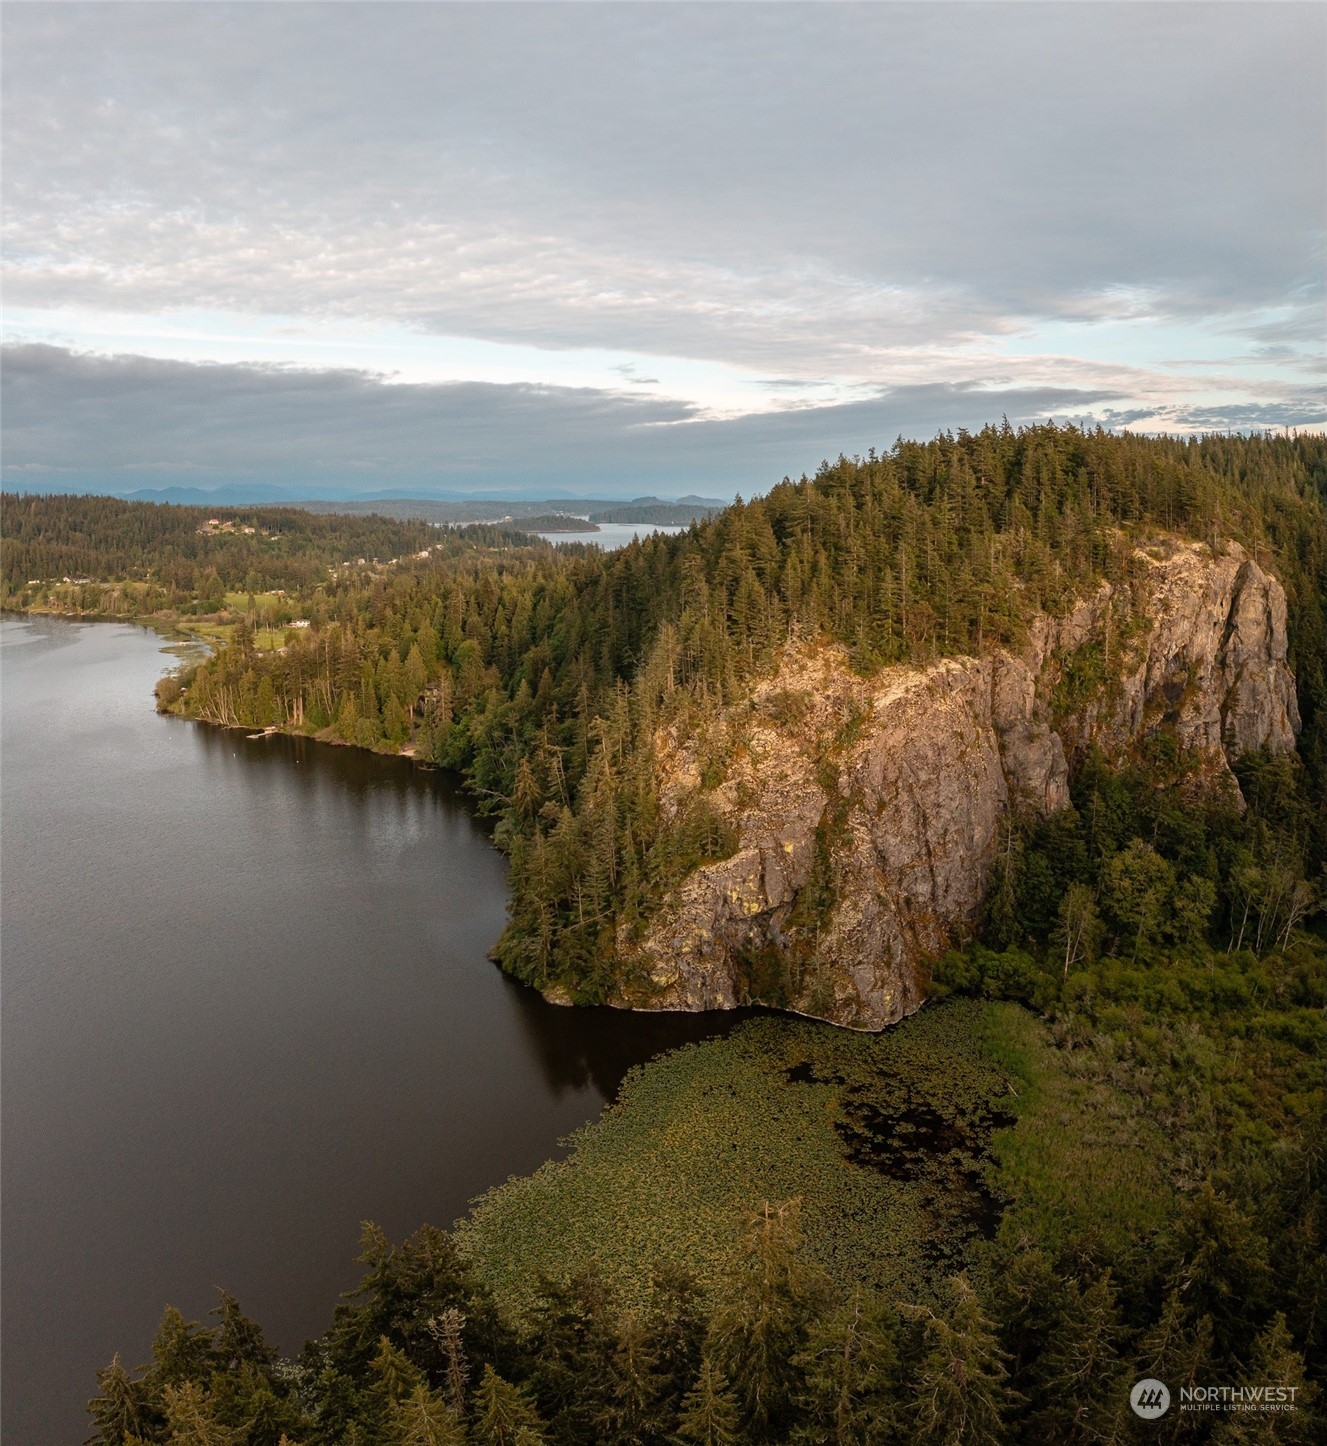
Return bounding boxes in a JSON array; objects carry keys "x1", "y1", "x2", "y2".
[{"x1": 1130, "y1": 1378, "x2": 1172, "y2": 1418}]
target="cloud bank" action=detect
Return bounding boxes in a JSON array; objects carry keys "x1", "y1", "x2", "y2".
[{"x1": 3, "y1": 344, "x2": 1136, "y2": 498}]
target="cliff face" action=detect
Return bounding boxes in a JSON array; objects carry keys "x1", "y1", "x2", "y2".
[{"x1": 607, "y1": 541, "x2": 1300, "y2": 1029}]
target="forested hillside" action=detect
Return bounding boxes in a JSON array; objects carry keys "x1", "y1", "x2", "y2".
[
  {"x1": 0, "y1": 493, "x2": 447, "y2": 601},
  {"x1": 153, "y1": 426, "x2": 1326, "y2": 1006}
]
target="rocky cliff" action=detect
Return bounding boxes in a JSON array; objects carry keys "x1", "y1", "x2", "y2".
[{"x1": 603, "y1": 540, "x2": 1300, "y2": 1029}]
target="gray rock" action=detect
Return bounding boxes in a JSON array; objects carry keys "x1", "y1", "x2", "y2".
[{"x1": 596, "y1": 540, "x2": 1300, "y2": 1029}]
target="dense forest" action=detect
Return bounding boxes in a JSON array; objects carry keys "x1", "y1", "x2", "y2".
[{"x1": 6, "y1": 425, "x2": 1324, "y2": 1441}]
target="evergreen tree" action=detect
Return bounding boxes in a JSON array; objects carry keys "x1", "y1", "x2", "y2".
[
  {"x1": 1158, "y1": 1185, "x2": 1273, "y2": 1366},
  {"x1": 87, "y1": 1355, "x2": 153, "y2": 1446},
  {"x1": 160, "y1": 1380, "x2": 245, "y2": 1446},
  {"x1": 144, "y1": 1305, "x2": 217, "y2": 1390},
  {"x1": 706, "y1": 1201, "x2": 825, "y2": 1438},
  {"x1": 391, "y1": 1382, "x2": 468, "y2": 1446},
  {"x1": 525, "y1": 1266, "x2": 619, "y2": 1443},
  {"x1": 643, "y1": 1263, "x2": 707, "y2": 1422},
  {"x1": 1209, "y1": 1314, "x2": 1320, "y2": 1446},
  {"x1": 1134, "y1": 1291, "x2": 1216, "y2": 1444},
  {"x1": 473, "y1": 1365, "x2": 545, "y2": 1446},
  {"x1": 598, "y1": 1313, "x2": 667, "y2": 1446},
  {"x1": 374, "y1": 1334, "x2": 425, "y2": 1403},
  {"x1": 793, "y1": 1287, "x2": 900, "y2": 1445},
  {"x1": 1024, "y1": 1272, "x2": 1127, "y2": 1446},
  {"x1": 905, "y1": 1276, "x2": 1010, "y2": 1446},
  {"x1": 674, "y1": 1358, "x2": 741, "y2": 1446},
  {"x1": 213, "y1": 1290, "x2": 278, "y2": 1372}
]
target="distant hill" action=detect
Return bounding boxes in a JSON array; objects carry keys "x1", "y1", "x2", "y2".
[
  {"x1": 109, "y1": 487, "x2": 733, "y2": 516},
  {"x1": 514, "y1": 514, "x2": 601, "y2": 533},
  {"x1": 295, "y1": 496, "x2": 729, "y2": 526},
  {"x1": 588, "y1": 501, "x2": 724, "y2": 525}
]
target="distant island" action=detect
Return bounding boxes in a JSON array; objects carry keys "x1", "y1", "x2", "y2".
[
  {"x1": 515, "y1": 514, "x2": 601, "y2": 533},
  {"x1": 588, "y1": 501, "x2": 716, "y2": 525}
]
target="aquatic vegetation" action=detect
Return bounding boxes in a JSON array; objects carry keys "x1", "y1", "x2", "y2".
[{"x1": 457, "y1": 1002, "x2": 1025, "y2": 1318}]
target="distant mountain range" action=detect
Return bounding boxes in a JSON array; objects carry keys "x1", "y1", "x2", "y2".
[{"x1": 113, "y1": 484, "x2": 731, "y2": 512}]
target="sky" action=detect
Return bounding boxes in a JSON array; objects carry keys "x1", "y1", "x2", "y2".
[{"x1": 2, "y1": 1, "x2": 1324, "y2": 500}]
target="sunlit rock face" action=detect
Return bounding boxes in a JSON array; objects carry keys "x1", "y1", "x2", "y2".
[{"x1": 599, "y1": 540, "x2": 1299, "y2": 1029}]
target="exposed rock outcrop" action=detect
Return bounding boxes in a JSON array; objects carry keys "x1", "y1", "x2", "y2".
[{"x1": 606, "y1": 540, "x2": 1299, "y2": 1029}]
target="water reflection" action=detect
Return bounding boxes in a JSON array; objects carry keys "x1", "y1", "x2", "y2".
[
  {"x1": 0, "y1": 617, "x2": 753, "y2": 1445},
  {"x1": 504, "y1": 976, "x2": 758, "y2": 1098}
]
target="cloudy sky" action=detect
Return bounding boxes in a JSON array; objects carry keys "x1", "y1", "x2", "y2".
[{"x1": 3, "y1": 2, "x2": 1323, "y2": 499}]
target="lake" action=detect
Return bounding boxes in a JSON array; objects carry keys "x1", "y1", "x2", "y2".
[
  {"x1": 0, "y1": 615, "x2": 746, "y2": 1444},
  {"x1": 530, "y1": 521, "x2": 689, "y2": 549}
]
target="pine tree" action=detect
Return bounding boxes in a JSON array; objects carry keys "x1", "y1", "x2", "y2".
[
  {"x1": 1209, "y1": 1314, "x2": 1320, "y2": 1446},
  {"x1": 391, "y1": 1382, "x2": 468, "y2": 1446},
  {"x1": 1026, "y1": 1272, "x2": 1127, "y2": 1446},
  {"x1": 794, "y1": 1288, "x2": 900, "y2": 1445},
  {"x1": 374, "y1": 1335, "x2": 424, "y2": 1404},
  {"x1": 706, "y1": 1200, "x2": 825, "y2": 1438},
  {"x1": 1134, "y1": 1290, "x2": 1215, "y2": 1442},
  {"x1": 473, "y1": 1365, "x2": 545, "y2": 1446},
  {"x1": 213, "y1": 1290, "x2": 277, "y2": 1372},
  {"x1": 1158, "y1": 1184, "x2": 1273, "y2": 1365},
  {"x1": 906, "y1": 1276, "x2": 1010, "y2": 1446},
  {"x1": 87, "y1": 1355, "x2": 152, "y2": 1446},
  {"x1": 384, "y1": 693, "x2": 409, "y2": 745},
  {"x1": 597, "y1": 1312, "x2": 666, "y2": 1445},
  {"x1": 525, "y1": 1266, "x2": 619, "y2": 1439},
  {"x1": 674, "y1": 1358, "x2": 741, "y2": 1446},
  {"x1": 145, "y1": 1305, "x2": 217, "y2": 1389},
  {"x1": 161, "y1": 1380, "x2": 245, "y2": 1446},
  {"x1": 644, "y1": 1263, "x2": 707, "y2": 1420}
]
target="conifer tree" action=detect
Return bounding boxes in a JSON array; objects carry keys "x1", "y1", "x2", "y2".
[
  {"x1": 906, "y1": 1276, "x2": 1010, "y2": 1446},
  {"x1": 597, "y1": 1312, "x2": 667, "y2": 1446},
  {"x1": 1208, "y1": 1313, "x2": 1319, "y2": 1446},
  {"x1": 161, "y1": 1380, "x2": 245, "y2": 1446},
  {"x1": 374, "y1": 1335, "x2": 425, "y2": 1404},
  {"x1": 212, "y1": 1290, "x2": 277, "y2": 1372},
  {"x1": 145, "y1": 1305, "x2": 217, "y2": 1390},
  {"x1": 793, "y1": 1288, "x2": 900, "y2": 1445},
  {"x1": 391, "y1": 1382, "x2": 468, "y2": 1446},
  {"x1": 1025, "y1": 1272, "x2": 1127, "y2": 1446},
  {"x1": 473, "y1": 1365, "x2": 545, "y2": 1446},
  {"x1": 644, "y1": 1263, "x2": 707, "y2": 1420},
  {"x1": 525, "y1": 1266, "x2": 619, "y2": 1440},
  {"x1": 674, "y1": 1358, "x2": 741, "y2": 1446},
  {"x1": 706, "y1": 1201, "x2": 825, "y2": 1438},
  {"x1": 87, "y1": 1355, "x2": 152, "y2": 1446},
  {"x1": 1134, "y1": 1290, "x2": 1215, "y2": 1441}
]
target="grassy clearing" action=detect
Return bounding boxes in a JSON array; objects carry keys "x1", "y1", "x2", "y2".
[
  {"x1": 175, "y1": 619, "x2": 287, "y2": 652},
  {"x1": 222, "y1": 590, "x2": 292, "y2": 620}
]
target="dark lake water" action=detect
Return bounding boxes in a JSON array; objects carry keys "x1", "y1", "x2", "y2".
[{"x1": 0, "y1": 615, "x2": 747, "y2": 1444}]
